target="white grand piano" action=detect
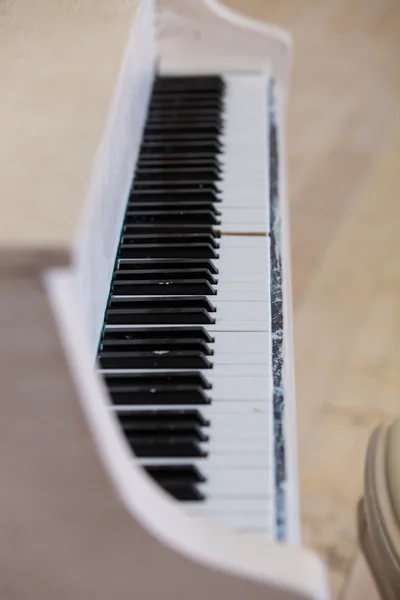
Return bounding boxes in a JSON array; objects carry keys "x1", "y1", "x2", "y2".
[{"x1": 0, "y1": 1, "x2": 330, "y2": 599}]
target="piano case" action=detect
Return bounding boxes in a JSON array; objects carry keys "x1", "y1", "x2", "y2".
[{"x1": 0, "y1": 1, "x2": 329, "y2": 599}]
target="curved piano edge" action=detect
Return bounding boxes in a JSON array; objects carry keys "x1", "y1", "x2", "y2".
[
  {"x1": 41, "y1": 267, "x2": 331, "y2": 600},
  {"x1": 156, "y1": 0, "x2": 293, "y2": 97}
]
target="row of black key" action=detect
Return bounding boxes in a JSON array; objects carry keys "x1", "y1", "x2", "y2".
[{"x1": 98, "y1": 75, "x2": 226, "y2": 502}]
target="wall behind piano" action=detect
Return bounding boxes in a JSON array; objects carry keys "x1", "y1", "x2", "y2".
[{"x1": 225, "y1": 0, "x2": 400, "y2": 596}]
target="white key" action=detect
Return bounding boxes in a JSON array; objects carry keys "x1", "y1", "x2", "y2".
[
  {"x1": 217, "y1": 272, "x2": 268, "y2": 283},
  {"x1": 221, "y1": 208, "x2": 267, "y2": 226},
  {"x1": 202, "y1": 440, "x2": 271, "y2": 455},
  {"x1": 219, "y1": 236, "x2": 267, "y2": 249},
  {"x1": 138, "y1": 454, "x2": 271, "y2": 468},
  {"x1": 212, "y1": 300, "x2": 269, "y2": 324},
  {"x1": 198, "y1": 469, "x2": 273, "y2": 496},
  {"x1": 214, "y1": 282, "x2": 269, "y2": 301},
  {"x1": 112, "y1": 402, "x2": 270, "y2": 416},
  {"x1": 210, "y1": 377, "x2": 270, "y2": 401},
  {"x1": 214, "y1": 248, "x2": 268, "y2": 274},
  {"x1": 210, "y1": 331, "x2": 269, "y2": 365},
  {"x1": 221, "y1": 223, "x2": 267, "y2": 235},
  {"x1": 219, "y1": 73, "x2": 270, "y2": 230},
  {"x1": 220, "y1": 211, "x2": 267, "y2": 234},
  {"x1": 212, "y1": 331, "x2": 269, "y2": 354}
]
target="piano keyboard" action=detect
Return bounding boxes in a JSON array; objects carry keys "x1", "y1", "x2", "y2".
[{"x1": 97, "y1": 72, "x2": 286, "y2": 540}]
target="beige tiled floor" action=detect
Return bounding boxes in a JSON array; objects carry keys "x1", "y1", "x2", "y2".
[{"x1": 222, "y1": 1, "x2": 400, "y2": 596}]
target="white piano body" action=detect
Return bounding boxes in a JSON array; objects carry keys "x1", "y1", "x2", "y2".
[{"x1": 0, "y1": 1, "x2": 329, "y2": 599}]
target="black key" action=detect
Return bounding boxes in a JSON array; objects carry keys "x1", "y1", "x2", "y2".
[
  {"x1": 123, "y1": 224, "x2": 220, "y2": 237},
  {"x1": 146, "y1": 110, "x2": 222, "y2": 122},
  {"x1": 112, "y1": 279, "x2": 216, "y2": 297},
  {"x1": 150, "y1": 95, "x2": 222, "y2": 107},
  {"x1": 140, "y1": 141, "x2": 222, "y2": 155},
  {"x1": 125, "y1": 211, "x2": 221, "y2": 225},
  {"x1": 152, "y1": 85, "x2": 223, "y2": 96},
  {"x1": 134, "y1": 167, "x2": 221, "y2": 182},
  {"x1": 127, "y1": 202, "x2": 220, "y2": 214},
  {"x1": 148, "y1": 104, "x2": 223, "y2": 117},
  {"x1": 113, "y1": 272, "x2": 217, "y2": 293},
  {"x1": 144, "y1": 123, "x2": 222, "y2": 136},
  {"x1": 119, "y1": 412, "x2": 209, "y2": 439},
  {"x1": 163, "y1": 484, "x2": 205, "y2": 502},
  {"x1": 117, "y1": 259, "x2": 218, "y2": 275},
  {"x1": 103, "y1": 327, "x2": 214, "y2": 343},
  {"x1": 107, "y1": 296, "x2": 216, "y2": 322},
  {"x1": 138, "y1": 157, "x2": 222, "y2": 170},
  {"x1": 105, "y1": 371, "x2": 210, "y2": 386},
  {"x1": 146, "y1": 116, "x2": 223, "y2": 129},
  {"x1": 153, "y1": 73, "x2": 223, "y2": 88},
  {"x1": 121, "y1": 419, "x2": 209, "y2": 437},
  {"x1": 132, "y1": 182, "x2": 220, "y2": 193},
  {"x1": 104, "y1": 373, "x2": 212, "y2": 405},
  {"x1": 118, "y1": 244, "x2": 219, "y2": 260},
  {"x1": 120, "y1": 235, "x2": 219, "y2": 248},
  {"x1": 150, "y1": 103, "x2": 223, "y2": 114},
  {"x1": 109, "y1": 296, "x2": 216, "y2": 311},
  {"x1": 114, "y1": 268, "x2": 218, "y2": 284},
  {"x1": 140, "y1": 134, "x2": 222, "y2": 147},
  {"x1": 153, "y1": 81, "x2": 223, "y2": 92},
  {"x1": 154, "y1": 74, "x2": 223, "y2": 84},
  {"x1": 118, "y1": 409, "x2": 210, "y2": 427},
  {"x1": 143, "y1": 132, "x2": 221, "y2": 145},
  {"x1": 99, "y1": 350, "x2": 213, "y2": 370},
  {"x1": 152, "y1": 82, "x2": 223, "y2": 91},
  {"x1": 148, "y1": 102, "x2": 223, "y2": 116},
  {"x1": 106, "y1": 307, "x2": 215, "y2": 325},
  {"x1": 149, "y1": 99, "x2": 223, "y2": 112},
  {"x1": 144, "y1": 464, "x2": 206, "y2": 484},
  {"x1": 153, "y1": 82, "x2": 223, "y2": 91},
  {"x1": 124, "y1": 426, "x2": 208, "y2": 442},
  {"x1": 148, "y1": 101, "x2": 223, "y2": 112},
  {"x1": 130, "y1": 189, "x2": 220, "y2": 203},
  {"x1": 118, "y1": 410, "x2": 210, "y2": 430},
  {"x1": 127, "y1": 202, "x2": 221, "y2": 213},
  {"x1": 127, "y1": 437, "x2": 207, "y2": 458},
  {"x1": 101, "y1": 338, "x2": 212, "y2": 355},
  {"x1": 150, "y1": 104, "x2": 222, "y2": 115},
  {"x1": 153, "y1": 75, "x2": 224, "y2": 91},
  {"x1": 138, "y1": 151, "x2": 220, "y2": 162},
  {"x1": 142, "y1": 122, "x2": 222, "y2": 137},
  {"x1": 109, "y1": 385, "x2": 211, "y2": 405},
  {"x1": 148, "y1": 111, "x2": 222, "y2": 125},
  {"x1": 145, "y1": 124, "x2": 221, "y2": 140},
  {"x1": 150, "y1": 103, "x2": 222, "y2": 112},
  {"x1": 151, "y1": 92, "x2": 223, "y2": 105},
  {"x1": 139, "y1": 154, "x2": 221, "y2": 165}
]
